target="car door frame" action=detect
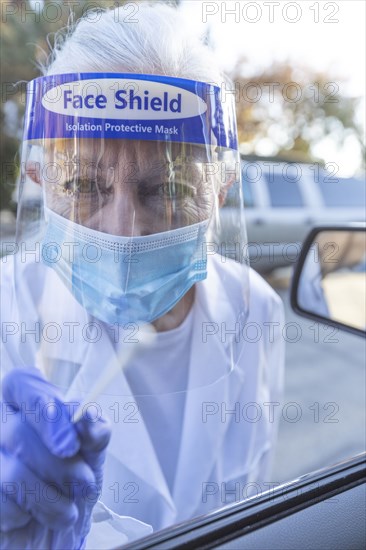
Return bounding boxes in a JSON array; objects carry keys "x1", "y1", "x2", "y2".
[{"x1": 119, "y1": 453, "x2": 365, "y2": 550}]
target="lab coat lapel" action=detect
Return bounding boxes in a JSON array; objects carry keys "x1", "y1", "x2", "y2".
[
  {"x1": 65, "y1": 320, "x2": 176, "y2": 515},
  {"x1": 173, "y1": 258, "x2": 247, "y2": 519},
  {"x1": 35, "y1": 268, "x2": 89, "y2": 382}
]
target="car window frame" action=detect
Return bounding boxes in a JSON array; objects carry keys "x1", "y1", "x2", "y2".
[{"x1": 120, "y1": 453, "x2": 366, "y2": 550}]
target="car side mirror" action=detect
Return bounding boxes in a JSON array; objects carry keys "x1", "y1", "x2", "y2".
[{"x1": 291, "y1": 225, "x2": 366, "y2": 337}]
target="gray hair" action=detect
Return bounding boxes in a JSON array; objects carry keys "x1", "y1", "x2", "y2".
[{"x1": 45, "y1": 2, "x2": 223, "y2": 85}]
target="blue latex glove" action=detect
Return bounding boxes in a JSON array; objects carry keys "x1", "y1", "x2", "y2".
[{"x1": 0, "y1": 367, "x2": 111, "y2": 549}]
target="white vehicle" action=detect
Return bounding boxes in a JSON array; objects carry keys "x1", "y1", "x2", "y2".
[{"x1": 221, "y1": 158, "x2": 366, "y2": 273}]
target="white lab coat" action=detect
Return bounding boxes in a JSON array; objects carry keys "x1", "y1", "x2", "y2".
[{"x1": 0, "y1": 254, "x2": 285, "y2": 549}]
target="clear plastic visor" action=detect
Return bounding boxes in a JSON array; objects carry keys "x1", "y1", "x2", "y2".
[
  {"x1": 11, "y1": 73, "x2": 250, "y2": 398},
  {"x1": 39, "y1": 138, "x2": 221, "y2": 235}
]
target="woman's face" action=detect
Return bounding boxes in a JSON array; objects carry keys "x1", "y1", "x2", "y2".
[{"x1": 43, "y1": 139, "x2": 217, "y2": 236}]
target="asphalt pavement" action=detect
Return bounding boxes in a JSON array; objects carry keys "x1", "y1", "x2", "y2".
[{"x1": 270, "y1": 281, "x2": 365, "y2": 484}]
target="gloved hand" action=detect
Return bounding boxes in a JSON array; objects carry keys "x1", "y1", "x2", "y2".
[{"x1": 0, "y1": 367, "x2": 111, "y2": 549}]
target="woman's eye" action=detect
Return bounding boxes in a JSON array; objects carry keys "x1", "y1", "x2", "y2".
[
  {"x1": 173, "y1": 182, "x2": 197, "y2": 199},
  {"x1": 61, "y1": 179, "x2": 111, "y2": 197},
  {"x1": 138, "y1": 180, "x2": 197, "y2": 201},
  {"x1": 61, "y1": 179, "x2": 91, "y2": 195},
  {"x1": 161, "y1": 182, "x2": 198, "y2": 201}
]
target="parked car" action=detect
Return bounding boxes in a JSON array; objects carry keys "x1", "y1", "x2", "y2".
[
  {"x1": 120, "y1": 223, "x2": 366, "y2": 550},
  {"x1": 221, "y1": 157, "x2": 366, "y2": 273}
]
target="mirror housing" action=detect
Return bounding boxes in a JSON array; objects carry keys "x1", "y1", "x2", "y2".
[{"x1": 291, "y1": 224, "x2": 366, "y2": 337}]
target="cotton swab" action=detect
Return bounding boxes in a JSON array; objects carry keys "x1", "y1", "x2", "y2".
[{"x1": 68, "y1": 323, "x2": 156, "y2": 424}]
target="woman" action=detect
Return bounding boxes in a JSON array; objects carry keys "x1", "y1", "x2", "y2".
[{"x1": 0, "y1": 3, "x2": 285, "y2": 549}]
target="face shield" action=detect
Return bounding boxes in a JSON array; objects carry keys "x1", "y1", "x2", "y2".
[{"x1": 13, "y1": 73, "x2": 250, "y2": 401}]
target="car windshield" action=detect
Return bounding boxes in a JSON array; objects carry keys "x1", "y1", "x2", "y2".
[
  {"x1": 242, "y1": 165, "x2": 255, "y2": 207},
  {"x1": 266, "y1": 172, "x2": 304, "y2": 207},
  {"x1": 319, "y1": 176, "x2": 366, "y2": 207}
]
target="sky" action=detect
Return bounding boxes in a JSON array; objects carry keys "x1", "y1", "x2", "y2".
[
  {"x1": 179, "y1": 0, "x2": 365, "y2": 95},
  {"x1": 179, "y1": 0, "x2": 365, "y2": 174},
  {"x1": 27, "y1": 0, "x2": 365, "y2": 174}
]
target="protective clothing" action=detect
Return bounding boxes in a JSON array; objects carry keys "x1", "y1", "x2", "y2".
[{"x1": 1, "y1": 254, "x2": 285, "y2": 549}]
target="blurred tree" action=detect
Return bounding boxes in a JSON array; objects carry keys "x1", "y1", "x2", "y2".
[
  {"x1": 0, "y1": 0, "x2": 128, "y2": 211},
  {"x1": 229, "y1": 58, "x2": 365, "y2": 168}
]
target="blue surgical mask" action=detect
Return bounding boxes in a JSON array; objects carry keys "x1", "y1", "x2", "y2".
[{"x1": 42, "y1": 210, "x2": 208, "y2": 325}]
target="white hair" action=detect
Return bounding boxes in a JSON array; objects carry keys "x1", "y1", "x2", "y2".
[{"x1": 45, "y1": 2, "x2": 223, "y2": 85}]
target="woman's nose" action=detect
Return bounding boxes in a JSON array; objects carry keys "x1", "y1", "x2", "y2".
[{"x1": 99, "y1": 190, "x2": 144, "y2": 236}]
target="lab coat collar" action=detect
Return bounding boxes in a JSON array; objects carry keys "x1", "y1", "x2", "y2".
[{"x1": 172, "y1": 256, "x2": 248, "y2": 519}]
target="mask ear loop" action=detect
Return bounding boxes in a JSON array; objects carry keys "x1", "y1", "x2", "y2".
[
  {"x1": 91, "y1": 135, "x2": 107, "y2": 229},
  {"x1": 203, "y1": 146, "x2": 221, "y2": 237},
  {"x1": 23, "y1": 143, "x2": 44, "y2": 222},
  {"x1": 61, "y1": 145, "x2": 79, "y2": 224},
  {"x1": 163, "y1": 138, "x2": 176, "y2": 228}
]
